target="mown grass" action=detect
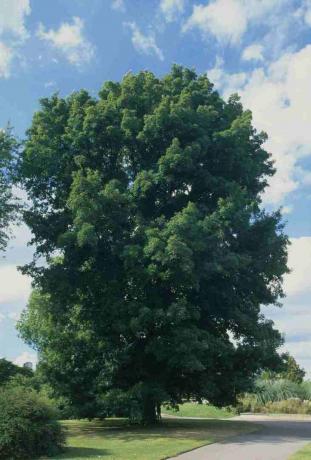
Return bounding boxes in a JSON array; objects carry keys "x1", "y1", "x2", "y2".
[
  {"x1": 48, "y1": 417, "x2": 256, "y2": 460},
  {"x1": 162, "y1": 402, "x2": 234, "y2": 419},
  {"x1": 290, "y1": 443, "x2": 311, "y2": 460}
]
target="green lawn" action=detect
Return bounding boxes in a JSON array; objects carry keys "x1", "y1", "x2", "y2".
[
  {"x1": 49, "y1": 417, "x2": 256, "y2": 460},
  {"x1": 290, "y1": 443, "x2": 311, "y2": 460},
  {"x1": 162, "y1": 402, "x2": 234, "y2": 419}
]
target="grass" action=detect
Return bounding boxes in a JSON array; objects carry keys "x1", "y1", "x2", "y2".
[
  {"x1": 48, "y1": 417, "x2": 257, "y2": 460},
  {"x1": 162, "y1": 402, "x2": 234, "y2": 419},
  {"x1": 290, "y1": 443, "x2": 311, "y2": 459}
]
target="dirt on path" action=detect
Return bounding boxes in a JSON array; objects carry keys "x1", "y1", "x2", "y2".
[{"x1": 169, "y1": 414, "x2": 311, "y2": 460}]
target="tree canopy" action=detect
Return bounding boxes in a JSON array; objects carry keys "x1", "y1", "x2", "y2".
[
  {"x1": 0, "y1": 358, "x2": 32, "y2": 386},
  {"x1": 17, "y1": 66, "x2": 289, "y2": 422},
  {"x1": 0, "y1": 129, "x2": 18, "y2": 251},
  {"x1": 280, "y1": 353, "x2": 306, "y2": 383}
]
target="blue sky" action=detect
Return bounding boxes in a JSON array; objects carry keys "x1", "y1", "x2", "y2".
[{"x1": 0, "y1": 0, "x2": 310, "y2": 373}]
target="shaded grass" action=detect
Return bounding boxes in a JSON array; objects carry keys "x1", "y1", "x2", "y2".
[
  {"x1": 289, "y1": 443, "x2": 311, "y2": 460},
  {"x1": 48, "y1": 417, "x2": 257, "y2": 460},
  {"x1": 162, "y1": 402, "x2": 234, "y2": 419}
]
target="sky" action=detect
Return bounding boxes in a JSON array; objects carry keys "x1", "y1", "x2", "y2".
[{"x1": 0, "y1": 0, "x2": 310, "y2": 375}]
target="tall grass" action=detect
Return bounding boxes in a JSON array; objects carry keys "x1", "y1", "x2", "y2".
[{"x1": 254, "y1": 379, "x2": 306, "y2": 405}]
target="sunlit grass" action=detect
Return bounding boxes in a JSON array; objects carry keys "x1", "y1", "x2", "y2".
[
  {"x1": 48, "y1": 417, "x2": 256, "y2": 460},
  {"x1": 162, "y1": 402, "x2": 234, "y2": 419},
  {"x1": 289, "y1": 443, "x2": 311, "y2": 460}
]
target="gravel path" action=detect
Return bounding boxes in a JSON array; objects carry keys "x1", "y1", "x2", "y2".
[{"x1": 170, "y1": 414, "x2": 311, "y2": 460}]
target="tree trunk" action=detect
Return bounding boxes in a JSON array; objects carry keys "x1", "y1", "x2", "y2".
[{"x1": 142, "y1": 397, "x2": 158, "y2": 424}]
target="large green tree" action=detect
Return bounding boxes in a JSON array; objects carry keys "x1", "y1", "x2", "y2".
[
  {"x1": 0, "y1": 129, "x2": 18, "y2": 251},
  {"x1": 17, "y1": 66, "x2": 288, "y2": 423}
]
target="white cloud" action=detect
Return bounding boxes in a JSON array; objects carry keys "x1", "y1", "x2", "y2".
[
  {"x1": 183, "y1": 0, "x2": 286, "y2": 44},
  {"x1": 183, "y1": 0, "x2": 246, "y2": 44},
  {"x1": 125, "y1": 22, "x2": 164, "y2": 61},
  {"x1": 0, "y1": 265, "x2": 31, "y2": 304},
  {"x1": 37, "y1": 17, "x2": 95, "y2": 66},
  {"x1": 295, "y1": 0, "x2": 311, "y2": 26},
  {"x1": 0, "y1": 0, "x2": 31, "y2": 78},
  {"x1": 160, "y1": 0, "x2": 185, "y2": 22},
  {"x1": 111, "y1": 0, "x2": 126, "y2": 12},
  {"x1": 207, "y1": 44, "x2": 311, "y2": 204},
  {"x1": 0, "y1": 42, "x2": 13, "y2": 78},
  {"x1": 0, "y1": 313, "x2": 5, "y2": 323},
  {"x1": 265, "y1": 236, "x2": 311, "y2": 376},
  {"x1": 0, "y1": 0, "x2": 30, "y2": 40},
  {"x1": 208, "y1": 56, "x2": 247, "y2": 89},
  {"x1": 242, "y1": 43, "x2": 264, "y2": 61},
  {"x1": 14, "y1": 351, "x2": 37, "y2": 368},
  {"x1": 283, "y1": 237, "x2": 311, "y2": 297}
]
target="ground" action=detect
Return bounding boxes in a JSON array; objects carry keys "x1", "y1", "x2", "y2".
[
  {"x1": 50, "y1": 417, "x2": 256, "y2": 460},
  {"x1": 172, "y1": 414, "x2": 311, "y2": 460},
  {"x1": 290, "y1": 443, "x2": 311, "y2": 460}
]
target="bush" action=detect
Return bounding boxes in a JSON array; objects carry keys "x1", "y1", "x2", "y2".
[
  {"x1": 253, "y1": 379, "x2": 305, "y2": 405},
  {"x1": 264, "y1": 399, "x2": 311, "y2": 415},
  {"x1": 0, "y1": 386, "x2": 64, "y2": 459}
]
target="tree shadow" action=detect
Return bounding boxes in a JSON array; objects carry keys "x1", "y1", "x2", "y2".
[{"x1": 56, "y1": 446, "x2": 109, "y2": 458}]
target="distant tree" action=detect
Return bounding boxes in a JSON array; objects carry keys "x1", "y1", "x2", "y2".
[
  {"x1": 0, "y1": 129, "x2": 19, "y2": 251},
  {"x1": 0, "y1": 358, "x2": 32, "y2": 386},
  {"x1": 17, "y1": 66, "x2": 289, "y2": 423},
  {"x1": 260, "y1": 353, "x2": 306, "y2": 384},
  {"x1": 280, "y1": 353, "x2": 305, "y2": 383}
]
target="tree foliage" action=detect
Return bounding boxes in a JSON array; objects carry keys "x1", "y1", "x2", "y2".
[
  {"x1": 280, "y1": 353, "x2": 306, "y2": 383},
  {"x1": 17, "y1": 66, "x2": 289, "y2": 422},
  {"x1": 0, "y1": 358, "x2": 32, "y2": 386},
  {"x1": 0, "y1": 129, "x2": 19, "y2": 251},
  {"x1": 0, "y1": 385, "x2": 64, "y2": 459}
]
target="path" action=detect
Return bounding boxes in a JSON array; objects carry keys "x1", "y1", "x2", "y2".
[{"x1": 170, "y1": 414, "x2": 311, "y2": 460}]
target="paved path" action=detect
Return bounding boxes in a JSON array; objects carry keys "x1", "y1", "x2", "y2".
[{"x1": 170, "y1": 414, "x2": 311, "y2": 460}]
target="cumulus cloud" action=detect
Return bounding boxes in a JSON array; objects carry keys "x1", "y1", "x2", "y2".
[
  {"x1": 183, "y1": 0, "x2": 286, "y2": 44},
  {"x1": 283, "y1": 237, "x2": 311, "y2": 297},
  {"x1": 242, "y1": 43, "x2": 264, "y2": 61},
  {"x1": 0, "y1": 265, "x2": 31, "y2": 304},
  {"x1": 266, "y1": 237, "x2": 311, "y2": 375},
  {"x1": 0, "y1": 0, "x2": 30, "y2": 40},
  {"x1": 0, "y1": 42, "x2": 14, "y2": 78},
  {"x1": 208, "y1": 44, "x2": 311, "y2": 205},
  {"x1": 160, "y1": 0, "x2": 185, "y2": 22},
  {"x1": 0, "y1": 0, "x2": 30, "y2": 78},
  {"x1": 125, "y1": 22, "x2": 164, "y2": 61},
  {"x1": 37, "y1": 17, "x2": 95, "y2": 66}
]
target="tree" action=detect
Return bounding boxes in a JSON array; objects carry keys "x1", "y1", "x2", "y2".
[
  {"x1": 17, "y1": 66, "x2": 289, "y2": 423},
  {"x1": 279, "y1": 353, "x2": 305, "y2": 383},
  {"x1": 0, "y1": 358, "x2": 32, "y2": 386},
  {"x1": 0, "y1": 129, "x2": 18, "y2": 251},
  {"x1": 260, "y1": 353, "x2": 305, "y2": 384}
]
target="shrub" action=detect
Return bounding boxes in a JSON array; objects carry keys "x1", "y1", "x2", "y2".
[
  {"x1": 0, "y1": 385, "x2": 64, "y2": 459},
  {"x1": 301, "y1": 381, "x2": 311, "y2": 400},
  {"x1": 264, "y1": 399, "x2": 311, "y2": 415},
  {"x1": 254, "y1": 379, "x2": 304, "y2": 405}
]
